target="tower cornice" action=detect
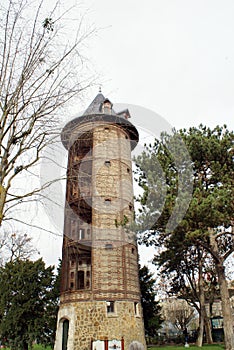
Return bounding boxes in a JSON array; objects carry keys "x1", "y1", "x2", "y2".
[{"x1": 61, "y1": 113, "x2": 139, "y2": 150}]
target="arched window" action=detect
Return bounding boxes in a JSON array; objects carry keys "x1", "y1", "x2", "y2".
[{"x1": 62, "y1": 319, "x2": 69, "y2": 350}]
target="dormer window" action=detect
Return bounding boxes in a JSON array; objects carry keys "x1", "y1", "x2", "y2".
[
  {"x1": 117, "y1": 109, "x2": 131, "y2": 119},
  {"x1": 102, "y1": 99, "x2": 112, "y2": 115}
]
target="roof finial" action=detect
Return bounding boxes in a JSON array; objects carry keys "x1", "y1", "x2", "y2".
[{"x1": 99, "y1": 86, "x2": 102, "y2": 93}]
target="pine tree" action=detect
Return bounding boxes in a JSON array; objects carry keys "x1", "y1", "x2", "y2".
[{"x1": 135, "y1": 125, "x2": 234, "y2": 349}]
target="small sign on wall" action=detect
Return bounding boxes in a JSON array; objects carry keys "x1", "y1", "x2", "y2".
[
  {"x1": 92, "y1": 340, "x2": 105, "y2": 350},
  {"x1": 108, "y1": 339, "x2": 121, "y2": 349}
]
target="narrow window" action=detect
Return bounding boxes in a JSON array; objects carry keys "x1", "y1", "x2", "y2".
[
  {"x1": 70, "y1": 272, "x2": 74, "y2": 279},
  {"x1": 79, "y1": 228, "x2": 85, "y2": 240},
  {"x1": 62, "y1": 319, "x2": 69, "y2": 350},
  {"x1": 104, "y1": 160, "x2": 111, "y2": 167},
  {"x1": 129, "y1": 204, "x2": 133, "y2": 211},
  {"x1": 105, "y1": 199, "x2": 111, "y2": 205},
  {"x1": 87, "y1": 271, "x2": 90, "y2": 277},
  {"x1": 77, "y1": 271, "x2": 85, "y2": 289},
  {"x1": 131, "y1": 247, "x2": 135, "y2": 254},
  {"x1": 127, "y1": 168, "x2": 130, "y2": 173},
  {"x1": 104, "y1": 127, "x2": 110, "y2": 132},
  {"x1": 87, "y1": 229, "x2": 91, "y2": 235},
  {"x1": 107, "y1": 301, "x2": 115, "y2": 313},
  {"x1": 134, "y1": 302, "x2": 139, "y2": 315},
  {"x1": 70, "y1": 282, "x2": 74, "y2": 289}
]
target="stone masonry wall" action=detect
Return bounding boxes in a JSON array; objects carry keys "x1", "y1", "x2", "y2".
[{"x1": 55, "y1": 300, "x2": 146, "y2": 350}]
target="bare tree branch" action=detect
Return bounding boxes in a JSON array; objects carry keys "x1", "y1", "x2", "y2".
[{"x1": 0, "y1": 0, "x2": 96, "y2": 227}]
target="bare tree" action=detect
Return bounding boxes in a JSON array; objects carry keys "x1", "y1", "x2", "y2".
[
  {"x1": 0, "y1": 0, "x2": 96, "y2": 227},
  {"x1": 0, "y1": 231, "x2": 38, "y2": 265},
  {"x1": 161, "y1": 298, "x2": 197, "y2": 332}
]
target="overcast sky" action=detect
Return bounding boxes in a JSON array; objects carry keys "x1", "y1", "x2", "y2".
[
  {"x1": 35, "y1": 0, "x2": 234, "y2": 267},
  {"x1": 81, "y1": 0, "x2": 234, "y2": 131}
]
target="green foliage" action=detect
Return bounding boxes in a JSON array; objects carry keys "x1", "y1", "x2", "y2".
[
  {"x1": 135, "y1": 125, "x2": 234, "y2": 334},
  {"x1": 135, "y1": 125, "x2": 233, "y2": 240},
  {"x1": 139, "y1": 265, "x2": 163, "y2": 336},
  {"x1": 149, "y1": 346, "x2": 224, "y2": 350},
  {"x1": 114, "y1": 215, "x2": 129, "y2": 227},
  {"x1": 135, "y1": 124, "x2": 234, "y2": 259},
  {"x1": 179, "y1": 125, "x2": 233, "y2": 232},
  {"x1": 0, "y1": 258, "x2": 59, "y2": 350}
]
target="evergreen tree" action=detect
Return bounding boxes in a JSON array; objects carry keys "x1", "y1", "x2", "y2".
[
  {"x1": 0, "y1": 258, "x2": 57, "y2": 350},
  {"x1": 135, "y1": 125, "x2": 234, "y2": 349},
  {"x1": 139, "y1": 265, "x2": 163, "y2": 336}
]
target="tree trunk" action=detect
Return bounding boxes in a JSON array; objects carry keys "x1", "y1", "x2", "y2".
[
  {"x1": 197, "y1": 254, "x2": 205, "y2": 347},
  {"x1": 0, "y1": 184, "x2": 6, "y2": 226},
  {"x1": 204, "y1": 312, "x2": 213, "y2": 344},
  {"x1": 210, "y1": 233, "x2": 234, "y2": 350},
  {"x1": 197, "y1": 313, "x2": 204, "y2": 347},
  {"x1": 216, "y1": 262, "x2": 234, "y2": 350}
]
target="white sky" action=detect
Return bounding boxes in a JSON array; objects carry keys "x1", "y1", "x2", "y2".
[
  {"x1": 31, "y1": 0, "x2": 234, "y2": 267},
  {"x1": 82, "y1": 0, "x2": 234, "y2": 131}
]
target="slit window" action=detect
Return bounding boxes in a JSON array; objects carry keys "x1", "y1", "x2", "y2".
[
  {"x1": 104, "y1": 127, "x2": 110, "y2": 132},
  {"x1": 104, "y1": 161, "x2": 111, "y2": 167},
  {"x1": 79, "y1": 228, "x2": 85, "y2": 240},
  {"x1": 127, "y1": 168, "x2": 130, "y2": 173},
  {"x1": 129, "y1": 204, "x2": 133, "y2": 211},
  {"x1": 134, "y1": 302, "x2": 139, "y2": 315},
  {"x1": 105, "y1": 199, "x2": 111, "y2": 205},
  {"x1": 107, "y1": 301, "x2": 115, "y2": 313}
]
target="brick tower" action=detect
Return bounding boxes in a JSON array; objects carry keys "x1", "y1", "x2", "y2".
[{"x1": 54, "y1": 93, "x2": 146, "y2": 350}]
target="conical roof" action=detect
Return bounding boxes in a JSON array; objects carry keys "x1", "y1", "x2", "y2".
[
  {"x1": 83, "y1": 93, "x2": 116, "y2": 116},
  {"x1": 61, "y1": 92, "x2": 139, "y2": 150}
]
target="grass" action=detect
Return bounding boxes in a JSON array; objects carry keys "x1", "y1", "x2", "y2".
[{"x1": 148, "y1": 345, "x2": 224, "y2": 350}]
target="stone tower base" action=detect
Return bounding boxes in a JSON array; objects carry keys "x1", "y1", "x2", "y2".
[{"x1": 54, "y1": 300, "x2": 146, "y2": 350}]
